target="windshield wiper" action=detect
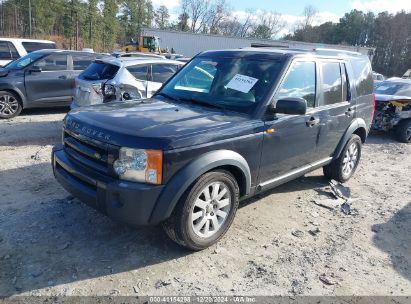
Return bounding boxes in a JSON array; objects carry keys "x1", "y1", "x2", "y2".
[{"x1": 179, "y1": 97, "x2": 226, "y2": 111}]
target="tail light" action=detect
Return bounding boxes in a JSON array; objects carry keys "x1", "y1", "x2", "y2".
[
  {"x1": 71, "y1": 79, "x2": 76, "y2": 89},
  {"x1": 372, "y1": 94, "x2": 376, "y2": 120}
]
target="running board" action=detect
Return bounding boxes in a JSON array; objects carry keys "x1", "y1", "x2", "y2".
[{"x1": 258, "y1": 157, "x2": 333, "y2": 191}]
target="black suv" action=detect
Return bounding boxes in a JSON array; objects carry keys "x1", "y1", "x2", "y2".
[
  {"x1": 0, "y1": 50, "x2": 103, "y2": 118},
  {"x1": 52, "y1": 48, "x2": 374, "y2": 250}
]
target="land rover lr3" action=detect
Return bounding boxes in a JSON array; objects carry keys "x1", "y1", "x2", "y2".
[{"x1": 52, "y1": 48, "x2": 374, "y2": 250}]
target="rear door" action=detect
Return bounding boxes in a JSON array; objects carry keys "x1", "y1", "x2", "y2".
[
  {"x1": 24, "y1": 53, "x2": 72, "y2": 105},
  {"x1": 147, "y1": 63, "x2": 180, "y2": 97},
  {"x1": 315, "y1": 61, "x2": 354, "y2": 159}
]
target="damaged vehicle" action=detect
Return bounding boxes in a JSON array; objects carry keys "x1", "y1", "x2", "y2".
[
  {"x1": 71, "y1": 57, "x2": 183, "y2": 108},
  {"x1": 372, "y1": 78, "x2": 411, "y2": 143}
]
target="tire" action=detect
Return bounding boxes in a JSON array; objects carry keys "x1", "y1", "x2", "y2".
[
  {"x1": 163, "y1": 169, "x2": 240, "y2": 251},
  {"x1": 395, "y1": 119, "x2": 411, "y2": 143},
  {"x1": 0, "y1": 91, "x2": 22, "y2": 119},
  {"x1": 323, "y1": 134, "x2": 362, "y2": 183}
]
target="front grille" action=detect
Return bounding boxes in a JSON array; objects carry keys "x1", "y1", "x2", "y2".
[{"x1": 63, "y1": 128, "x2": 117, "y2": 175}]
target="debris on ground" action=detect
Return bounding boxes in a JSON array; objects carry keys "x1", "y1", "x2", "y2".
[
  {"x1": 155, "y1": 280, "x2": 172, "y2": 289},
  {"x1": 291, "y1": 229, "x2": 304, "y2": 238},
  {"x1": 341, "y1": 202, "x2": 351, "y2": 215},
  {"x1": 308, "y1": 227, "x2": 320, "y2": 236},
  {"x1": 319, "y1": 274, "x2": 336, "y2": 285},
  {"x1": 329, "y1": 180, "x2": 351, "y2": 200}
]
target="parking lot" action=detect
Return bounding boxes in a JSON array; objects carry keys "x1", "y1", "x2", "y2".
[{"x1": 0, "y1": 108, "x2": 410, "y2": 297}]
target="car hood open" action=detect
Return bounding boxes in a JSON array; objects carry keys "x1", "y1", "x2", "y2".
[{"x1": 65, "y1": 98, "x2": 260, "y2": 150}]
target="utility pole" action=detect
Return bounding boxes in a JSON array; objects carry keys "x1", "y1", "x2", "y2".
[{"x1": 28, "y1": 0, "x2": 32, "y2": 37}]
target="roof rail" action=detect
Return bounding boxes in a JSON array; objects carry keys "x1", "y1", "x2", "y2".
[{"x1": 314, "y1": 48, "x2": 362, "y2": 56}]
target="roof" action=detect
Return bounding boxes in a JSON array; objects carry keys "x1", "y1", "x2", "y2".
[
  {"x1": 0, "y1": 38, "x2": 55, "y2": 44},
  {"x1": 97, "y1": 56, "x2": 183, "y2": 67},
  {"x1": 199, "y1": 47, "x2": 365, "y2": 60},
  {"x1": 31, "y1": 49, "x2": 105, "y2": 56},
  {"x1": 383, "y1": 77, "x2": 411, "y2": 84}
]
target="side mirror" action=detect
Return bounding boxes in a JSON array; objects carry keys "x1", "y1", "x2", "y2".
[
  {"x1": 272, "y1": 97, "x2": 307, "y2": 115},
  {"x1": 29, "y1": 66, "x2": 42, "y2": 73}
]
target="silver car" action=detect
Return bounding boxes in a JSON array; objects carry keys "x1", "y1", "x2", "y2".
[{"x1": 71, "y1": 57, "x2": 183, "y2": 108}]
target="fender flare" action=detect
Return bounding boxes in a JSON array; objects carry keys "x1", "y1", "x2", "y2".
[
  {"x1": 333, "y1": 118, "x2": 367, "y2": 159},
  {"x1": 149, "y1": 149, "x2": 251, "y2": 224},
  {"x1": 0, "y1": 84, "x2": 27, "y2": 107}
]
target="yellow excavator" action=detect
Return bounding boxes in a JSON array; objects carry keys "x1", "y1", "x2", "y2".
[{"x1": 123, "y1": 35, "x2": 161, "y2": 53}]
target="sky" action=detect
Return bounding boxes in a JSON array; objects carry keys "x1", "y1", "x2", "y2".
[{"x1": 151, "y1": 0, "x2": 411, "y2": 34}]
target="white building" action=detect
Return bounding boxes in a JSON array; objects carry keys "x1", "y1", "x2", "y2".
[{"x1": 141, "y1": 27, "x2": 374, "y2": 58}]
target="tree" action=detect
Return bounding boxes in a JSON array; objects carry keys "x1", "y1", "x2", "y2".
[
  {"x1": 102, "y1": 0, "x2": 119, "y2": 51},
  {"x1": 251, "y1": 11, "x2": 284, "y2": 39},
  {"x1": 154, "y1": 5, "x2": 169, "y2": 29},
  {"x1": 176, "y1": 12, "x2": 190, "y2": 31}
]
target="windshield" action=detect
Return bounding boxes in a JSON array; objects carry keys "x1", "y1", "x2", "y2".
[
  {"x1": 4, "y1": 52, "x2": 44, "y2": 70},
  {"x1": 375, "y1": 82, "x2": 411, "y2": 97},
  {"x1": 157, "y1": 56, "x2": 283, "y2": 114}
]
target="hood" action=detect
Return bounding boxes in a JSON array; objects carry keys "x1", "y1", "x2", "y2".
[
  {"x1": 0, "y1": 68, "x2": 9, "y2": 77},
  {"x1": 65, "y1": 98, "x2": 261, "y2": 150},
  {"x1": 375, "y1": 94, "x2": 411, "y2": 102}
]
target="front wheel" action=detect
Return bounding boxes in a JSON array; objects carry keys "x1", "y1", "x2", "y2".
[
  {"x1": 0, "y1": 91, "x2": 22, "y2": 119},
  {"x1": 323, "y1": 134, "x2": 362, "y2": 183},
  {"x1": 163, "y1": 170, "x2": 239, "y2": 251}
]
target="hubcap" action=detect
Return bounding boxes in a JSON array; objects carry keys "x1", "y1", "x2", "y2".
[
  {"x1": 342, "y1": 142, "x2": 359, "y2": 176},
  {"x1": 0, "y1": 94, "x2": 19, "y2": 117},
  {"x1": 190, "y1": 182, "x2": 231, "y2": 238}
]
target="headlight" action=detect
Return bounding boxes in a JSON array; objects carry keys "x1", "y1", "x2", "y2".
[{"x1": 113, "y1": 148, "x2": 163, "y2": 184}]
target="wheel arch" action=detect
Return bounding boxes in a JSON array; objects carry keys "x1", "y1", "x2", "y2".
[
  {"x1": 149, "y1": 150, "x2": 251, "y2": 224},
  {"x1": 0, "y1": 86, "x2": 26, "y2": 108},
  {"x1": 334, "y1": 118, "x2": 367, "y2": 159}
]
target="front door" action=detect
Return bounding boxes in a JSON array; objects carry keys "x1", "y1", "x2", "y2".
[
  {"x1": 259, "y1": 60, "x2": 322, "y2": 183},
  {"x1": 24, "y1": 53, "x2": 72, "y2": 105}
]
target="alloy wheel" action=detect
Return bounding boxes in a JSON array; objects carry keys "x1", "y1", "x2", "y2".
[
  {"x1": 342, "y1": 142, "x2": 359, "y2": 176},
  {"x1": 190, "y1": 181, "x2": 231, "y2": 238},
  {"x1": 0, "y1": 94, "x2": 19, "y2": 117}
]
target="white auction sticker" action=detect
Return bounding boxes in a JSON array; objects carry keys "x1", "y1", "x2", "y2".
[{"x1": 226, "y1": 74, "x2": 258, "y2": 93}]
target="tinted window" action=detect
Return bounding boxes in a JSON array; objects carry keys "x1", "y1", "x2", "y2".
[
  {"x1": 276, "y1": 61, "x2": 316, "y2": 107},
  {"x1": 152, "y1": 64, "x2": 179, "y2": 83},
  {"x1": 8, "y1": 42, "x2": 19, "y2": 59},
  {"x1": 72, "y1": 54, "x2": 94, "y2": 70},
  {"x1": 0, "y1": 41, "x2": 12, "y2": 60},
  {"x1": 22, "y1": 42, "x2": 56, "y2": 53},
  {"x1": 321, "y1": 62, "x2": 342, "y2": 105},
  {"x1": 34, "y1": 54, "x2": 67, "y2": 71},
  {"x1": 341, "y1": 63, "x2": 351, "y2": 101},
  {"x1": 79, "y1": 62, "x2": 119, "y2": 80},
  {"x1": 127, "y1": 65, "x2": 148, "y2": 81},
  {"x1": 351, "y1": 57, "x2": 373, "y2": 96}
]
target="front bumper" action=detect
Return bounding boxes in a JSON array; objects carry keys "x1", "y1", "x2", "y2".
[{"x1": 52, "y1": 145, "x2": 165, "y2": 226}]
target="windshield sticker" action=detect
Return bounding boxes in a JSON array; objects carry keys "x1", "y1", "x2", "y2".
[{"x1": 226, "y1": 74, "x2": 258, "y2": 93}]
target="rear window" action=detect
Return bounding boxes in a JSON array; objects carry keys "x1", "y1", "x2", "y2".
[
  {"x1": 79, "y1": 61, "x2": 119, "y2": 81},
  {"x1": 351, "y1": 57, "x2": 373, "y2": 96},
  {"x1": 22, "y1": 42, "x2": 56, "y2": 53}
]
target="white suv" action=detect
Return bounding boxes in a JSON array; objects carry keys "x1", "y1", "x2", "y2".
[
  {"x1": 0, "y1": 38, "x2": 56, "y2": 66},
  {"x1": 71, "y1": 57, "x2": 183, "y2": 108}
]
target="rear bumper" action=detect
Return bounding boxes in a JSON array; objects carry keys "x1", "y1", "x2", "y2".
[{"x1": 52, "y1": 145, "x2": 165, "y2": 226}]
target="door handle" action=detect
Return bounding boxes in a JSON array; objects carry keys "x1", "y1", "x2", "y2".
[
  {"x1": 58, "y1": 75, "x2": 67, "y2": 80},
  {"x1": 306, "y1": 116, "x2": 320, "y2": 127}
]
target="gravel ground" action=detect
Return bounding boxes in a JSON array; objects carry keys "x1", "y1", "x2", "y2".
[{"x1": 0, "y1": 108, "x2": 410, "y2": 297}]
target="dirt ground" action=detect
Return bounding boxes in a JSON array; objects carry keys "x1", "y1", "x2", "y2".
[{"x1": 0, "y1": 108, "x2": 410, "y2": 297}]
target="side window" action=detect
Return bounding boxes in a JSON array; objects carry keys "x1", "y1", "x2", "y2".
[
  {"x1": 276, "y1": 61, "x2": 316, "y2": 107},
  {"x1": 72, "y1": 54, "x2": 94, "y2": 70},
  {"x1": 321, "y1": 62, "x2": 343, "y2": 105},
  {"x1": 34, "y1": 54, "x2": 68, "y2": 71},
  {"x1": 152, "y1": 64, "x2": 179, "y2": 83},
  {"x1": 127, "y1": 65, "x2": 149, "y2": 81},
  {"x1": 0, "y1": 41, "x2": 12, "y2": 60},
  {"x1": 7, "y1": 42, "x2": 20, "y2": 59},
  {"x1": 22, "y1": 42, "x2": 56, "y2": 53}
]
